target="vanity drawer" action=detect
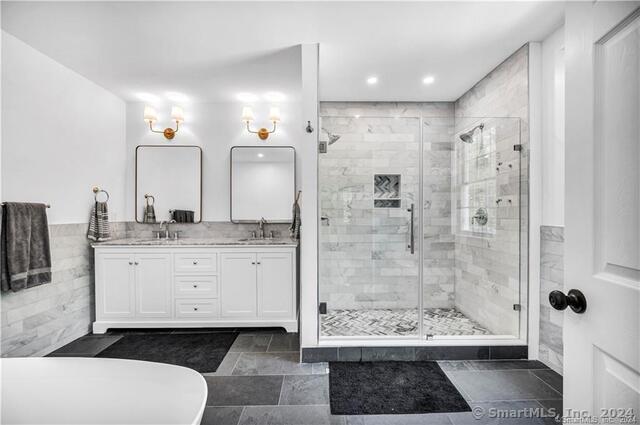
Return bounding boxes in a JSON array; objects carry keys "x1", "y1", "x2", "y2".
[
  {"x1": 174, "y1": 253, "x2": 217, "y2": 273},
  {"x1": 175, "y1": 298, "x2": 219, "y2": 318},
  {"x1": 174, "y1": 275, "x2": 218, "y2": 298}
]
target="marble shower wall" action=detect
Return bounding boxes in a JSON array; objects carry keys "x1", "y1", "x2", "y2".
[
  {"x1": 318, "y1": 102, "x2": 455, "y2": 311},
  {"x1": 453, "y1": 44, "x2": 530, "y2": 336},
  {"x1": 539, "y1": 225, "x2": 564, "y2": 375}
]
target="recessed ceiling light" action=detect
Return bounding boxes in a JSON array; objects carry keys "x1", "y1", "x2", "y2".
[
  {"x1": 264, "y1": 92, "x2": 286, "y2": 102},
  {"x1": 165, "y1": 91, "x2": 189, "y2": 103},
  {"x1": 257, "y1": 153, "x2": 264, "y2": 158},
  {"x1": 236, "y1": 92, "x2": 258, "y2": 102},
  {"x1": 422, "y1": 76, "x2": 435, "y2": 85},
  {"x1": 354, "y1": 114, "x2": 361, "y2": 119},
  {"x1": 366, "y1": 76, "x2": 378, "y2": 85}
]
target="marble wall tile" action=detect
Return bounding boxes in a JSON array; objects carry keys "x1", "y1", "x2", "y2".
[
  {"x1": 539, "y1": 225, "x2": 564, "y2": 375},
  {"x1": 1, "y1": 222, "x2": 126, "y2": 357},
  {"x1": 318, "y1": 103, "x2": 456, "y2": 311}
]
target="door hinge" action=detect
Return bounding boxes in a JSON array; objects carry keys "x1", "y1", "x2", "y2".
[
  {"x1": 318, "y1": 141, "x2": 328, "y2": 154},
  {"x1": 513, "y1": 303, "x2": 522, "y2": 311},
  {"x1": 319, "y1": 302, "x2": 327, "y2": 315},
  {"x1": 513, "y1": 144, "x2": 522, "y2": 152}
]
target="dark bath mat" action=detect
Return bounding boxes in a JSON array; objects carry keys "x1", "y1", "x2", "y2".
[
  {"x1": 329, "y1": 361, "x2": 470, "y2": 415},
  {"x1": 96, "y1": 332, "x2": 238, "y2": 373}
]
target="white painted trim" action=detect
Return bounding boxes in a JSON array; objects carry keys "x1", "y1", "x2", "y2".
[
  {"x1": 93, "y1": 320, "x2": 299, "y2": 334},
  {"x1": 528, "y1": 41, "x2": 543, "y2": 361},
  {"x1": 299, "y1": 43, "x2": 320, "y2": 348}
]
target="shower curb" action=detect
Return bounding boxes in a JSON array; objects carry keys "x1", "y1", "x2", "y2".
[{"x1": 300, "y1": 345, "x2": 528, "y2": 363}]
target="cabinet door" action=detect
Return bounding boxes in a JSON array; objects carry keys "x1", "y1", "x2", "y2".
[
  {"x1": 220, "y1": 253, "x2": 257, "y2": 318},
  {"x1": 257, "y1": 252, "x2": 294, "y2": 318},
  {"x1": 96, "y1": 253, "x2": 135, "y2": 318},
  {"x1": 134, "y1": 253, "x2": 172, "y2": 318}
]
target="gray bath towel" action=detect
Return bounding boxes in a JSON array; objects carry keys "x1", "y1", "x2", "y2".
[
  {"x1": 1, "y1": 202, "x2": 52, "y2": 292},
  {"x1": 289, "y1": 191, "x2": 301, "y2": 240},
  {"x1": 87, "y1": 201, "x2": 111, "y2": 241}
]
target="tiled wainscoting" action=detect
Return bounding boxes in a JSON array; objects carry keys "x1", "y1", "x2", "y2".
[
  {"x1": 0, "y1": 221, "x2": 290, "y2": 357},
  {"x1": 539, "y1": 225, "x2": 564, "y2": 374},
  {"x1": 0, "y1": 222, "x2": 126, "y2": 357}
]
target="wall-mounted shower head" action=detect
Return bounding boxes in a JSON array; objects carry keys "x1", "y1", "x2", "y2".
[
  {"x1": 459, "y1": 124, "x2": 484, "y2": 144},
  {"x1": 322, "y1": 128, "x2": 341, "y2": 145}
]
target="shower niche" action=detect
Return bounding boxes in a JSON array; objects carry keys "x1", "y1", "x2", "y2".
[{"x1": 373, "y1": 174, "x2": 401, "y2": 208}]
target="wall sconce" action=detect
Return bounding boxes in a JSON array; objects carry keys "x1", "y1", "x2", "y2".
[
  {"x1": 242, "y1": 106, "x2": 280, "y2": 140},
  {"x1": 144, "y1": 106, "x2": 184, "y2": 140}
]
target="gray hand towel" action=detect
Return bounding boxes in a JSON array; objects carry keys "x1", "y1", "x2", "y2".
[
  {"x1": 143, "y1": 204, "x2": 156, "y2": 223},
  {"x1": 87, "y1": 201, "x2": 111, "y2": 241},
  {"x1": 289, "y1": 192, "x2": 301, "y2": 240},
  {"x1": 1, "y1": 202, "x2": 52, "y2": 292}
]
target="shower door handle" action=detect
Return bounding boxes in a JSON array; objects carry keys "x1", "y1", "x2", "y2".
[{"x1": 408, "y1": 203, "x2": 415, "y2": 254}]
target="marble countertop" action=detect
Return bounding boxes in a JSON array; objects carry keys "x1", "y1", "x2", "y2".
[{"x1": 93, "y1": 237, "x2": 299, "y2": 247}]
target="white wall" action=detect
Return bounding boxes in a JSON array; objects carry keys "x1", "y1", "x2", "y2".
[
  {"x1": 125, "y1": 101, "x2": 303, "y2": 222},
  {"x1": 1, "y1": 32, "x2": 127, "y2": 224},
  {"x1": 541, "y1": 26, "x2": 565, "y2": 226}
]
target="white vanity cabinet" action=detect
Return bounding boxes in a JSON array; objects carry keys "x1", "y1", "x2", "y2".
[{"x1": 93, "y1": 244, "x2": 297, "y2": 333}]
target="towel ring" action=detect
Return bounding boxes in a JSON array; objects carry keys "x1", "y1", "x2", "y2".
[
  {"x1": 92, "y1": 187, "x2": 110, "y2": 203},
  {"x1": 144, "y1": 194, "x2": 155, "y2": 206}
]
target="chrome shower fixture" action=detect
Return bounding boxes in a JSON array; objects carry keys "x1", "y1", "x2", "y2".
[
  {"x1": 322, "y1": 128, "x2": 341, "y2": 145},
  {"x1": 459, "y1": 123, "x2": 484, "y2": 143}
]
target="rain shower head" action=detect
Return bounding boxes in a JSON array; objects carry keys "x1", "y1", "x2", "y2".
[{"x1": 459, "y1": 124, "x2": 484, "y2": 144}]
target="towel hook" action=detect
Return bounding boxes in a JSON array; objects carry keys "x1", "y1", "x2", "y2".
[{"x1": 92, "y1": 186, "x2": 110, "y2": 202}]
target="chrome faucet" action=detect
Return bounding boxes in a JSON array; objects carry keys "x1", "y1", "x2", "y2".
[
  {"x1": 157, "y1": 221, "x2": 167, "y2": 239},
  {"x1": 157, "y1": 220, "x2": 177, "y2": 239},
  {"x1": 258, "y1": 217, "x2": 267, "y2": 239},
  {"x1": 166, "y1": 219, "x2": 176, "y2": 239}
]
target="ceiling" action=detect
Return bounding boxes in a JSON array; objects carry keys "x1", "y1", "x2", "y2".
[{"x1": 1, "y1": 1, "x2": 565, "y2": 103}]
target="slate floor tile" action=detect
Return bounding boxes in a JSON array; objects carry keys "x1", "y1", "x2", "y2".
[
  {"x1": 268, "y1": 333, "x2": 300, "y2": 352},
  {"x1": 238, "y1": 405, "x2": 345, "y2": 425},
  {"x1": 233, "y1": 352, "x2": 313, "y2": 375},
  {"x1": 531, "y1": 369, "x2": 563, "y2": 394},
  {"x1": 279, "y1": 374, "x2": 329, "y2": 405},
  {"x1": 202, "y1": 351, "x2": 241, "y2": 376},
  {"x1": 448, "y1": 401, "x2": 554, "y2": 424},
  {"x1": 445, "y1": 370, "x2": 562, "y2": 402},
  {"x1": 205, "y1": 375, "x2": 283, "y2": 406},
  {"x1": 47, "y1": 335, "x2": 122, "y2": 356},
  {"x1": 230, "y1": 335, "x2": 273, "y2": 352},
  {"x1": 201, "y1": 406, "x2": 244, "y2": 425}
]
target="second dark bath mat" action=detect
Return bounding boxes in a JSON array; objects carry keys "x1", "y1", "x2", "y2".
[{"x1": 329, "y1": 361, "x2": 470, "y2": 415}]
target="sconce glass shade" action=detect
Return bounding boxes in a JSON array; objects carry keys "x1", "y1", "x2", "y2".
[
  {"x1": 143, "y1": 106, "x2": 158, "y2": 123},
  {"x1": 171, "y1": 106, "x2": 185, "y2": 123},
  {"x1": 269, "y1": 107, "x2": 281, "y2": 122},
  {"x1": 241, "y1": 107, "x2": 255, "y2": 122}
]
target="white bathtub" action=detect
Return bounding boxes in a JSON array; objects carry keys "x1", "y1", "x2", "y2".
[{"x1": 1, "y1": 357, "x2": 207, "y2": 425}]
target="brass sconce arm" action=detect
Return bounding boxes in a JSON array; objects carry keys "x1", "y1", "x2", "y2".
[
  {"x1": 149, "y1": 120, "x2": 180, "y2": 140},
  {"x1": 245, "y1": 120, "x2": 277, "y2": 140}
]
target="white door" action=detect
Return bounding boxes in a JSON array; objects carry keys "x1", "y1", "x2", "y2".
[
  {"x1": 96, "y1": 253, "x2": 135, "y2": 318},
  {"x1": 134, "y1": 253, "x2": 172, "y2": 318},
  {"x1": 220, "y1": 252, "x2": 257, "y2": 318},
  {"x1": 257, "y1": 252, "x2": 294, "y2": 318},
  {"x1": 564, "y1": 2, "x2": 640, "y2": 417}
]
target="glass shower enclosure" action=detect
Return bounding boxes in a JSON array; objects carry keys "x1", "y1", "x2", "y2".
[{"x1": 318, "y1": 114, "x2": 523, "y2": 343}]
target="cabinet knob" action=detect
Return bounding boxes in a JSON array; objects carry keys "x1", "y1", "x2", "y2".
[
  {"x1": 128, "y1": 261, "x2": 133, "y2": 265},
  {"x1": 193, "y1": 284, "x2": 198, "y2": 288},
  {"x1": 193, "y1": 307, "x2": 198, "y2": 311},
  {"x1": 193, "y1": 260, "x2": 198, "y2": 265},
  {"x1": 251, "y1": 262, "x2": 256, "y2": 265},
  {"x1": 134, "y1": 261, "x2": 139, "y2": 265},
  {"x1": 257, "y1": 262, "x2": 261, "y2": 265}
]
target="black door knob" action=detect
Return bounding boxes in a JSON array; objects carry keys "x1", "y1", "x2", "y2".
[{"x1": 549, "y1": 289, "x2": 587, "y2": 314}]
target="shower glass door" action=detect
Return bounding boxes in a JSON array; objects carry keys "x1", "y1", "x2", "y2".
[
  {"x1": 318, "y1": 116, "x2": 421, "y2": 338},
  {"x1": 424, "y1": 117, "x2": 523, "y2": 339}
]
